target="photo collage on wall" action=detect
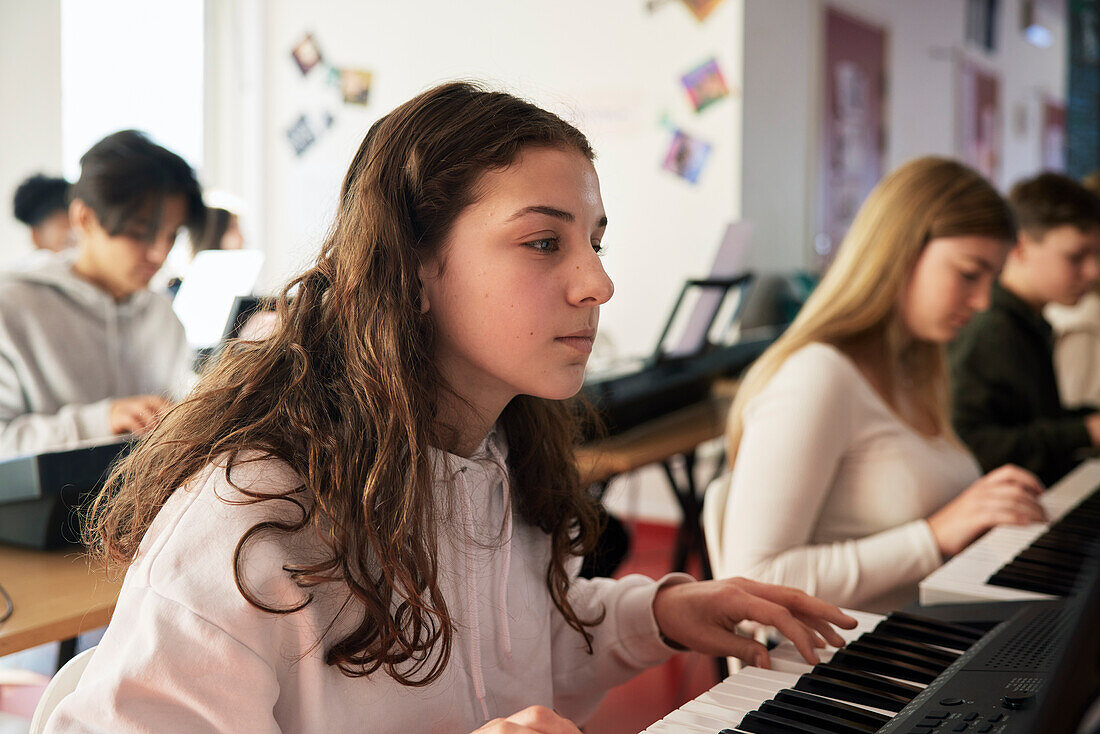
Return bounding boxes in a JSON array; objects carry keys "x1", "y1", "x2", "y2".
[
  {"x1": 285, "y1": 32, "x2": 375, "y2": 157},
  {"x1": 652, "y1": 0, "x2": 737, "y2": 185}
]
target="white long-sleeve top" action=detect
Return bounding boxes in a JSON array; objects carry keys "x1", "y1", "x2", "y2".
[
  {"x1": 720, "y1": 342, "x2": 981, "y2": 613},
  {"x1": 1046, "y1": 292, "x2": 1100, "y2": 409},
  {"x1": 45, "y1": 431, "x2": 687, "y2": 734}
]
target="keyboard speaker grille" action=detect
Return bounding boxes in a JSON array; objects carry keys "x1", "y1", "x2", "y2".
[{"x1": 971, "y1": 607, "x2": 1071, "y2": 672}]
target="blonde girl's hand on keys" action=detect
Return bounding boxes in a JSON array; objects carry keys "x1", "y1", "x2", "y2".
[
  {"x1": 927, "y1": 463, "x2": 1046, "y2": 558},
  {"x1": 472, "y1": 706, "x2": 582, "y2": 734},
  {"x1": 652, "y1": 577, "x2": 858, "y2": 669}
]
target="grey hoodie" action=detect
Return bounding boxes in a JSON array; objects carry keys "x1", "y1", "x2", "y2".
[{"x1": 0, "y1": 250, "x2": 192, "y2": 458}]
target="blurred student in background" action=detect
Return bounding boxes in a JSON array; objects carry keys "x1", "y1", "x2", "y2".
[
  {"x1": 950, "y1": 173, "x2": 1100, "y2": 487},
  {"x1": 1045, "y1": 172, "x2": 1100, "y2": 409},
  {"x1": 0, "y1": 130, "x2": 203, "y2": 457},
  {"x1": 164, "y1": 200, "x2": 245, "y2": 299},
  {"x1": 718, "y1": 158, "x2": 1044, "y2": 613},
  {"x1": 12, "y1": 173, "x2": 74, "y2": 253}
]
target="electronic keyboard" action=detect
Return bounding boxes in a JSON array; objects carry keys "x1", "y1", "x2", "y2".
[
  {"x1": 919, "y1": 459, "x2": 1100, "y2": 605},
  {"x1": 643, "y1": 600, "x2": 1079, "y2": 733},
  {"x1": 0, "y1": 438, "x2": 131, "y2": 549}
]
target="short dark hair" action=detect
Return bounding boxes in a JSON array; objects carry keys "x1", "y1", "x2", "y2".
[
  {"x1": 1008, "y1": 172, "x2": 1100, "y2": 238},
  {"x1": 192, "y1": 206, "x2": 233, "y2": 254},
  {"x1": 69, "y1": 130, "x2": 204, "y2": 240},
  {"x1": 13, "y1": 174, "x2": 69, "y2": 226}
]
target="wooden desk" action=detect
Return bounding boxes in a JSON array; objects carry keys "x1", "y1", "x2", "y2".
[
  {"x1": 575, "y1": 393, "x2": 733, "y2": 576},
  {"x1": 0, "y1": 547, "x2": 120, "y2": 657},
  {"x1": 575, "y1": 396, "x2": 731, "y2": 486}
]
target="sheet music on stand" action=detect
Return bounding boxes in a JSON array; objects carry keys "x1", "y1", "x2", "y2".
[{"x1": 663, "y1": 220, "x2": 752, "y2": 360}]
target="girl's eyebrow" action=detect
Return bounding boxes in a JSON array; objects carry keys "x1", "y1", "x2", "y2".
[
  {"x1": 507, "y1": 205, "x2": 608, "y2": 228},
  {"x1": 961, "y1": 254, "x2": 998, "y2": 272}
]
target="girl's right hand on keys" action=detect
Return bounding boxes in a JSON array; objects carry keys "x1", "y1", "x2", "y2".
[
  {"x1": 472, "y1": 706, "x2": 582, "y2": 734},
  {"x1": 927, "y1": 464, "x2": 1046, "y2": 558}
]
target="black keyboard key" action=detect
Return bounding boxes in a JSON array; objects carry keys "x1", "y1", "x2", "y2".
[
  {"x1": 773, "y1": 689, "x2": 890, "y2": 729},
  {"x1": 884, "y1": 612, "x2": 985, "y2": 641},
  {"x1": 873, "y1": 619, "x2": 976, "y2": 652},
  {"x1": 738, "y1": 709, "x2": 840, "y2": 734},
  {"x1": 856, "y1": 632, "x2": 958, "y2": 667},
  {"x1": 831, "y1": 648, "x2": 939, "y2": 684},
  {"x1": 795, "y1": 671, "x2": 912, "y2": 712},
  {"x1": 814, "y1": 662, "x2": 923, "y2": 699},
  {"x1": 758, "y1": 699, "x2": 879, "y2": 733},
  {"x1": 846, "y1": 639, "x2": 949, "y2": 673}
]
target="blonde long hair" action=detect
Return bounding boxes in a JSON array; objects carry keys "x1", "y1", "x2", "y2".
[{"x1": 727, "y1": 157, "x2": 1015, "y2": 462}]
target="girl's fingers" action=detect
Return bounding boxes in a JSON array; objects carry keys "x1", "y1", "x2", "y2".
[
  {"x1": 731, "y1": 579, "x2": 856, "y2": 650},
  {"x1": 716, "y1": 633, "x2": 771, "y2": 669},
  {"x1": 795, "y1": 612, "x2": 849, "y2": 648},
  {"x1": 743, "y1": 597, "x2": 822, "y2": 665},
  {"x1": 504, "y1": 706, "x2": 582, "y2": 734},
  {"x1": 988, "y1": 465, "x2": 1044, "y2": 494}
]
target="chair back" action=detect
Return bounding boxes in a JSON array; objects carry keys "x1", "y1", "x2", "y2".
[
  {"x1": 702, "y1": 472, "x2": 733, "y2": 578},
  {"x1": 28, "y1": 646, "x2": 96, "y2": 734}
]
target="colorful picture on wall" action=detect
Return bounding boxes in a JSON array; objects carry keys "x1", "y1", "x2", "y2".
[
  {"x1": 662, "y1": 129, "x2": 712, "y2": 184},
  {"x1": 679, "y1": 0, "x2": 726, "y2": 22},
  {"x1": 291, "y1": 33, "x2": 323, "y2": 75},
  {"x1": 286, "y1": 114, "x2": 316, "y2": 156},
  {"x1": 817, "y1": 8, "x2": 886, "y2": 266},
  {"x1": 956, "y1": 59, "x2": 1002, "y2": 183},
  {"x1": 339, "y1": 69, "x2": 373, "y2": 106},
  {"x1": 1042, "y1": 97, "x2": 1066, "y2": 170},
  {"x1": 681, "y1": 58, "x2": 731, "y2": 112}
]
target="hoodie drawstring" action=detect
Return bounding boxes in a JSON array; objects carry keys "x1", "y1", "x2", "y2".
[
  {"x1": 455, "y1": 440, "x2": 515, "y2": 723},
  {"x1": 486, "y1": 439, "x2": 514, "y2": 664},
  {"x1": 456, "y1": 468, "x2": 490, "y2": 722}
]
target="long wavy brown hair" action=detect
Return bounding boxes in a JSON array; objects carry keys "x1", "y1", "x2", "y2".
[{"x1": 85, "y1": 81, "x2": 604, "y2": 685}]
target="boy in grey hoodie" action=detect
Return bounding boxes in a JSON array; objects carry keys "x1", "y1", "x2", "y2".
[{"x1": 0, "y1": 131, "x2": 203, "y2": 458}]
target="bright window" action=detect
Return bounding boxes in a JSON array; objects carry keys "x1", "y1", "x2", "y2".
[{"x1": 61, "y1": 0, "x2": 204, "y2": 179}]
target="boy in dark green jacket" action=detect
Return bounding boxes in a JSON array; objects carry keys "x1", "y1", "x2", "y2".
[{"x1": 949, "y1": 173, "x2": 1100, "y2": 486}]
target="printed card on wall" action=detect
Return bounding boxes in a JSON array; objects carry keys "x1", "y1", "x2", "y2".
[
  {"x1": 681, "y1": 58, "x2": 731, "y2": 112},
  {"x1": 340, "y1": 69, "x2": 373, "y2": 106},
  {"x1": 291, "y1": 33, "x2": 324, "y2": 75},
  {"x1": 285, "y1": 110, "x2": 334, "y2": 157},
  {"x1": 662, "y1": 129, "x2": 711, "y2": 184},
  {"x1": 286, "y1": 115, "x2": 316, "y2": 156}
]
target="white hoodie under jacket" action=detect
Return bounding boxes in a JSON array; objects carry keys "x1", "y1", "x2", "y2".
[
  {"x1": 0, "y1": 250, "x2": 192, "y2": 457},
  {"x1": 45, "y1": 431, "x2": 689, "y2": 733}
]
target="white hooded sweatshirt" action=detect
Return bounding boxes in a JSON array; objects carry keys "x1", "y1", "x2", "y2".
[
  {"x1": 45, "y1": 431, "x2": 689, "y2": 733},
  {"x1": 0, "y1": 250, "x2": 192, "y2": 457}
]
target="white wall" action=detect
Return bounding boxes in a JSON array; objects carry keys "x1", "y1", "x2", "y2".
[
  {"x1": 0, "y1": 0, "x2": 62, "y2": 266},
  {"x1": 234, "y1": 0, "x2": 746, "y2": 360},
  {"x1": 741, "y1": 0, "x2": 1068, "y2": 273}
]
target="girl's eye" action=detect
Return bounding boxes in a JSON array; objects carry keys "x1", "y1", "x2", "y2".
[
  {"x1": 960, "y1": 269, "x2": 981, "y2": 282},
  {"x1": 592, "y1": 241, "x2": 606, "y2": 256},
  {"x1": 525, "y1": 237, "x2": 559, "y2": 253}
]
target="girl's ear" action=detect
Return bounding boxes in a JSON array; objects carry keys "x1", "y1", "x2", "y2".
[
  {"x1": 417, "y1": 257, "x2": 437, "y2": 314},
  {"x1": 418, "y1": 281, "x2": 430, "y2": 314}
]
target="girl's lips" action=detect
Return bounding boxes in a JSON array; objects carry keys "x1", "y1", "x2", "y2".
[{"x1": 556, "y1": 336, "x2": 593, "y2": 354}]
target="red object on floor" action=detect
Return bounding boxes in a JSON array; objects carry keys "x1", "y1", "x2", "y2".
[{"x1": 581, "y1": 520, "x2": 721, "y2": 734}]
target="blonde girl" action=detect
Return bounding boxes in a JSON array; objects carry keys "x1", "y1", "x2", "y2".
[{"x1": 719, "y1": 157, "x2": 1046, "y2": 613}]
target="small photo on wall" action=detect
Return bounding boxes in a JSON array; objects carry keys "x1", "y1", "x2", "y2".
[
  {"x1": 662, "y1": 129, "x2": 712, "y2": 184},
  {"x1": 291, "y1": 33, "x2": 323, "y2": 75},
  {"x1": 681, "y1": 58, "x2": 731, "y2": 112},
  {"x1": 680, "y1": 0, "x2": 726, "y2": 22},
  {"x1": 339, "y1": 69, "x2": 373, "y2": 106}
]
